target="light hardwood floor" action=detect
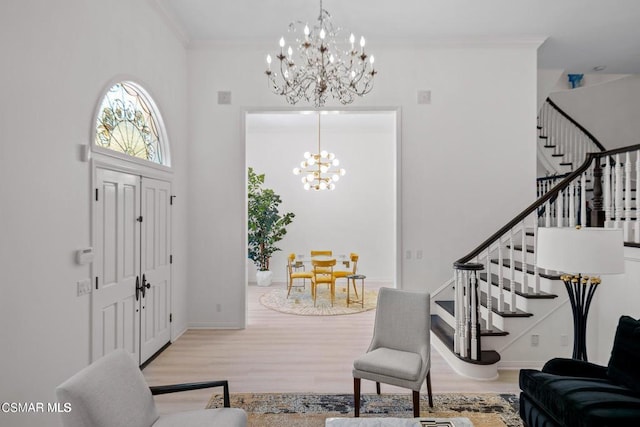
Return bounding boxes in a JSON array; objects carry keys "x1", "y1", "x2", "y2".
[{"x1": 143, "y1": 283, "x2": 520, "y2": 414}]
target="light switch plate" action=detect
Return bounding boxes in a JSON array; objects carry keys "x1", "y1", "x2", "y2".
[
  {"x1": 217, "y1": 91, "x2": 231, "y2": 105},
  {"x1": 77, "y1": 279, "x2": 92, "y2": 296},
  {"x1": 417, "y1": 90, "x2": 431, "y2": 104}
]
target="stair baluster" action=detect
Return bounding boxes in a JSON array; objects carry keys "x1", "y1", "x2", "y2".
[
  {"x1": 497, "y1": 237, "x2": 505, "y2": 313},
  {"x1": 532, "y1": 217, "x2": 540, "y2": 294},
  {"x1": 485, "y1": 247, "x2": 493, "y2": 331},
  {"x1": 453, "y1": 269, "x2": 462, "y2": 355},
  {"x1": 580, "y1": 173, "x2": 587, "y2": 226},
  {"x1": 521, "y1": 220, "x2": 528, "y2": 292},
  {"x1": 470, "y1": 269, "x2": 479, "y2": 360},
  {"x1": 557, "y1": 188, "x2": 564, "y2": 227},
  {"x1": 569, "y1": 181, "x2": 576, "y2": 227},
  {"x1": 604, "y1": 159, "x2": 612, "y2": 225},
  {"x1": 509, "y1": 230, "x2": 516, "y2": 313},
  {"x1": 625, "y1": 152, "x2": 632, "y2": 240},
  {"x1": 615, "y1": 154, "x2": 624, "y2": 228},
  {"x1": 636, "y1": 151, "x2": 640, "y2": 242}
]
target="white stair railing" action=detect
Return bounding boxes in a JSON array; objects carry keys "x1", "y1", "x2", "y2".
[
  {"x1": 452, "y1": 144, "x2": 640, "y2": 362},
  {"x1": 538, "y1": 99, "x2": 606, "y2": 172}
]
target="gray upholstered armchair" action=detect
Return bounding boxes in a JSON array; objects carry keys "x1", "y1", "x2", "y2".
[
  {"x1": 353, "y1": 287, "x2": 433, "y2": 417},
  {"x1": 55, "y1": 349, "x2": 247, "y2": 427}
]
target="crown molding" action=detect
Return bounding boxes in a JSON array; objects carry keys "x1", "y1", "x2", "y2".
[{"x1": 148, "y1": 0, "x2": 191, "y2": 47}]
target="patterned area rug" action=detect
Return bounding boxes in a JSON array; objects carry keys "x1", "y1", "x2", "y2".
[
  {"x1": 207, "y1": 393, "x2": 522, "y2": 427},
  {"x1": 259, "y1": 286, "x2": 378, "y2": 316}
]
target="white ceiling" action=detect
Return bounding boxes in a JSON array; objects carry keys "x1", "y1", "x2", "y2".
[{"x1": 156, "y1": 0, "x2": 640, "y2": 74}]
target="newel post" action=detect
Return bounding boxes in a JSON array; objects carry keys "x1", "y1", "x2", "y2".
[
  {"x1": 591, "y1": 158, "x2": 605, "y2": 227},
  {"x1": 453, "y1": 262, "x2": 483, "y2": 361}
]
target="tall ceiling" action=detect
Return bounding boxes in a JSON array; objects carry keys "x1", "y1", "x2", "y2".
[{"x1": 156, "y1": 0, "x2": 640, "y2": 74}]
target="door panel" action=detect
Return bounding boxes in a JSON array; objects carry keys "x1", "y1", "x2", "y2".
[
  {"x1": 140, "y1": 178, "x2": 172, "y2": 362},
  {"x1": 92, "y1": 169, "x2": 141, "y2": 363}
]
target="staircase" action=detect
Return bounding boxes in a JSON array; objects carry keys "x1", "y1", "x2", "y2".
[
  {"x1": 430, "y1": 101, "x2": 640, "y2": 379},
  {"x1": 537, "y1": 98, "x2": 605, "y2": 178}
]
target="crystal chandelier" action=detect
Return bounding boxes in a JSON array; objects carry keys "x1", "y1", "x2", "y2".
[
  {"x1": 265, "y1": 0, "x2": 377, "y2": 107},
  {"x1": 293, "y1": 114, "x2": 346, "y2": 191}
]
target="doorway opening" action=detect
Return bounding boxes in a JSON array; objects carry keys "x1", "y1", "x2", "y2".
[{"x1": 244, "y1": 109, "x2": 400, "y2": 322}]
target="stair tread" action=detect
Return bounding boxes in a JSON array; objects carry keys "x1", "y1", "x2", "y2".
[
  {"x1": 430, "y1": 315, "x2": 501, "y2": 365},
  {"x1": 507, "y1": 243, "x2": 535, "y2": 253},
  {"x1": 559, "y1": 162, "x2": 573, "y2": 166},
  {"x1": 543, "y1": 144, "x2": 556, "y2": 148},
  {"x1": 479, "y1": 293, "x2": 533, "y2": 317},
  {"x1": 491, "y1": 258, "x2": 561, "y2": 280},
  {"x1": 479, "y1": 273, "x2": 558, "y2": 299},
  {"x1": 434, "y1": 300, "x2": 510, "y2": 335}
]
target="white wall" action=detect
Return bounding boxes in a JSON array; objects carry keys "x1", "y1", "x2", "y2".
[
  {"x1": 187, "y1": 42, "x2": 539, "y2": 328},
  {"x1": 549, "y1": 74, "x2": 640, "y2": 150},
  {"x1": 537, "y1": 69, "x2": 564, "y2": 111},
  {"x1": 594, "y1": 246, "x2": 640, "y2": 365},
  {"x1": 246, "y1": 112, "x2": 396, "y2": 283},
  {"x1": 0, "y1": 1, "x2": 188, "y2": 426}
]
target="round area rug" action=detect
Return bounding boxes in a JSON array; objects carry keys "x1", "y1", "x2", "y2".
[{"x1": 260, "y1": 286, "x2": 377, "y2": 316}]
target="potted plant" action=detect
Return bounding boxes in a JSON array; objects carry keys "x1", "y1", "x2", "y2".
[{"x1": 247, "y1": 167, "x2": 295, "y2": 286}]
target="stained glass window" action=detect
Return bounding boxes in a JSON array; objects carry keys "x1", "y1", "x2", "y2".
[{"x1": 95, "y1": 82, "x2": 166, "y2": 165}]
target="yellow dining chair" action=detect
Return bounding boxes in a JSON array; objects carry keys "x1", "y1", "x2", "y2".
[
  {"x1": 310, "y1": 250, "x2": 333, "y2": 274},
  {"x1": 311, "y1": 258, "x2": 336, "y2": 307},
  {"x1": 333, "y1": 253, "x2": 359, "y2": 298},
  {"x1": 287, "y1": 253, "x2": 313, "y2": 298},
  {"x1": 310, "y1": 250, "x2": 332, "y2": 257}
]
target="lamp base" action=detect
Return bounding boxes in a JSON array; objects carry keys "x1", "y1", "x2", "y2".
[{"x1": 561, "y1": 274, "x2": 600, "y2": 361}]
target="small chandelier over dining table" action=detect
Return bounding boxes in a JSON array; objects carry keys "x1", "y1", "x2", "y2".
[
  {"x1": 293, "y1": 113, "x2": 345, "y2": 191},
  {"x1": 264, "y1": 0, "x2": 377, "y2": 107}
]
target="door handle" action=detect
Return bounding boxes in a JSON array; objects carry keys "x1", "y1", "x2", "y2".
[
  {"x1": 141, "y1": 274, "x2": 151, "y2": 298},
  {"x1": 135, "y1": 276, "x2": 141, "y2": 301}
]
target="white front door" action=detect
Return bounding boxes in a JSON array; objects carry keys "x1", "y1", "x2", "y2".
[
  {"x1": 140, "y1": 177, "x2": 172, "y2": 362},
  {"x1": 92, "y1": 169, "x2": 172, "y2": 365},
  {"x1": 92, "y1": 169, "x2": 141, "y2": 362}
]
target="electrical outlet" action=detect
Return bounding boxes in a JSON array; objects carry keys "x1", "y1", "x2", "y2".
[
  {"x1": 561, "y1": 334, "x2": 569, "y2": 346},
  {"x1": 416, "y1": 250, "x2": 423, "y2": 260},
  {"x1": 406, "y1": 250, "x2": 412, "y2": 260},
  {"x1": 216, "y1": 303, "x2": 221, "y2": 312},
  {"x1": 77, "y1": 279, "x2": 92, "y2": 297}
]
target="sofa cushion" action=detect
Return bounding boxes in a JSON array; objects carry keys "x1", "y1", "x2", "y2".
[
  {"x1": 520, "y1": 369, "x2": 640, "y2": 427},
  {"x1": 607, "y1": 315, "x2": 640, "y2": 393}
]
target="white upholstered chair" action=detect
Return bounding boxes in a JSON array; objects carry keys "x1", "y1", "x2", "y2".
[
  {"x1": 352, "y1": 287, "x2": 433, "y2": 417},
  {"x1": 55, "y1": 349, "x2": 247, "y2": 427}
]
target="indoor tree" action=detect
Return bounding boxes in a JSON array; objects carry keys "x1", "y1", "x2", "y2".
[{"x1": 247, "y1": 167, "x2": 295, "y2": 285}]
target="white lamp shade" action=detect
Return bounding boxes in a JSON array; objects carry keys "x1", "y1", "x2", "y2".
[{"x1": 536, "y1": 227, "x2": 624, "y2": 275}]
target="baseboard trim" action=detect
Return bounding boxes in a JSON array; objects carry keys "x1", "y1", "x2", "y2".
[{"x1": 188, "y1": 323, "x2": 245, "y2": 329}]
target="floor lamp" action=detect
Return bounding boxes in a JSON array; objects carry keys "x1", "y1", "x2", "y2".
[{"x1": 536, "y1": 226, "x2": 624, "y2": 361}]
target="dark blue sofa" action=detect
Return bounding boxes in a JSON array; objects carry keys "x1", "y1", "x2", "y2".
[{"x1": 519, "y1": 315, "x2": 640, "y2": 427}]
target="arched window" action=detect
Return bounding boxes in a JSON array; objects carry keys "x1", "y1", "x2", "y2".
[{"x1": 94, "y1": 81, "x2": 169, "y2": 166}]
